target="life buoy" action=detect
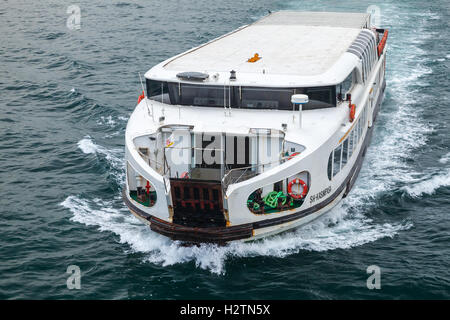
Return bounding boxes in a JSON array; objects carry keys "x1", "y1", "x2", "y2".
[
  {"x1": 349, "y1": 104, "x2": 356, "y2": 122},
  {"x1": 288, "y1": 152, "x2": 300, "y2": 160},
  {"x1": 288, "y1": 178, "x2": 308, "y2": 200}
]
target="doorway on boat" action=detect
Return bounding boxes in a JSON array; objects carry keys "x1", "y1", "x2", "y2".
[
  {"x1": 170, "y1": 179, "x2": 226, "y2": 228},
  {"x1": 191, "y1": 132, "x2": 252, "y2": 181}
]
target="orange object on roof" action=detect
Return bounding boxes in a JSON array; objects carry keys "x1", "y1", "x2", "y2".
[{"x1": 247, "y1": 53, "x2": 261, "y2": 63}]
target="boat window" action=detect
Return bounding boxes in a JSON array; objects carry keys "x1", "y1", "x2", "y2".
[
  {"x1": 355, "y1": 119, "x2": 359, "y2": 144},
  {"x1": 240, "y1": 87, "x2": 294, "y2": 110},
  {"x1": 361, "y1": 116, "x2": 364, "y2": 138},
  {"x1": 301, "y1": 86, "x2": 336, "y2": 110},
  {"x1": 168, "y1": 83, "x2": 232, "y2": 107},
  {"x1": 339, "y1": 71, "x2": 354, "y2": 97},
  {"x1": 330, "y1": 130, "x2": 355, "y2": 180},
  {"x1": 348, "y1": 130, "x2": 354, "y2": 158},
  {"x1": 358, "y1": 118, "x2": 362, "y2": 143},
  {"x1": 327, "y1": 152, "x2": 333, "y2": 180},
  {"x1": 363, "y1": 104, "x2": 367, "y2": 125},
  {"x1": 160, "y1": 82, "x2": 337, "y2": 110},
  {"x1": 146, "y1": 79, "x2": 169, "y2": 102},
  {"x1": 361, "y1": 114, "x2": 366, "y2": 136},
  {"x1": 333, "y1": 145, "x2": 342, "y2": 177},
  {"x1": 342, "y1": 138, "x2": 348, "y2": 167}
]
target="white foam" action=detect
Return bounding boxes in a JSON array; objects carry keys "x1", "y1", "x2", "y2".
[
  {"x1": 77, "y1": 136, "x2": 124, "y2": 182},
  {"x1": 61, "y1": 195, "x2": 412, "y2": 274},
  {"x1": 97, "y1": 115, "x2": 117, "y2": 126},
  {"x1": 439, "y1": 152, "x2": 450, "y2": 164},
  {"x1": 77, "y1": 136, "x2": 98, "y2": 154},
  {"x1": 402, "y1": 169, "x2": 450, "y2": 198}
]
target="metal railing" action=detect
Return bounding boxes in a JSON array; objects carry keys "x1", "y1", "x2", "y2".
[
  {"x1": 138, "y1": 148, "x2": 298, "y2": 192},
  {"x1": 137, "y1": 150, "x2": 170, "y2": 176},
  {"x1": 221, "y1": 155, "x2": 291, "y2": 192}
]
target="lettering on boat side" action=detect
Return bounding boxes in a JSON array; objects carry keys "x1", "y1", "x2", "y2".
[
  {"x1": 179, "y1": 304, "x2": 270, "y2": 316},
  {"x1": 310, "y1": 186, "x2": 332, "y2": 204}
]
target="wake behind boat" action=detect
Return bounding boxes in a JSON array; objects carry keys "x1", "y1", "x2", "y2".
[{"x1": 122, "y1": 11, "x2": 388, "y2": 243}]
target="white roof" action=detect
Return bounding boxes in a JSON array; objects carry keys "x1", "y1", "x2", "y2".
[{"x1": 146, "y1": 11, "x2": 371, "y2": 86}]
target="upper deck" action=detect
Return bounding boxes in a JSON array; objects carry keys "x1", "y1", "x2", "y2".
[{"x1": 146, "y1": 11, "x2": 371, "y2": 87}]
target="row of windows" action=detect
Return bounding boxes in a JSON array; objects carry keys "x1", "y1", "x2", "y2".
[
  {"x1": 146, "y1": 79, "x2": 337, "y2": 110},
  {"x1": 327, "y1": 103, "x2": 369, "y2": 180}
]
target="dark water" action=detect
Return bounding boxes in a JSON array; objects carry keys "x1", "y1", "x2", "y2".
[{"x1": 1, "y1": 0, "x2": 449, "y2": 299}]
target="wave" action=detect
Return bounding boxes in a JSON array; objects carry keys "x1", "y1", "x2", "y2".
[
  {"x1": 402, "y1": 169, "x2": 450, "y2": 198},
  {"x1": 439, "y1": 152, "x2": 450, "y2": 164},
  {"x1": 77, "y1": 136, "x2": 124, "y2": 182}
]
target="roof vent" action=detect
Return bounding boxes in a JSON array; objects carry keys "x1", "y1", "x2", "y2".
[
  {"x1": 229, "y1": 70, "x2": 236, "y2": 81},
  {"x1": 176, "y1": 71, "x2": 209, "y2": 81}
]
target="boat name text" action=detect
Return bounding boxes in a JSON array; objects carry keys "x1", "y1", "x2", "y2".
[{"x1": 310, "y1": 186, "x2": 332, "y2": 204}]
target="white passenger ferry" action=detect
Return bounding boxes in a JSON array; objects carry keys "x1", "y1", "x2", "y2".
[{"x1": 123, "y1": 11, "x2": 389, "y2": 243}]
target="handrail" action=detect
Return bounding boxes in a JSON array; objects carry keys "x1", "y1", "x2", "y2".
[
  {"x1": 138, "y1": 147, "x2": 300, "y2": 189},
  {"x1": 221, "y1": 154, "x2": 294, "y2": 191},
  {"x1": 137, "y1": 149, "x2": 169, "y2": 176}
]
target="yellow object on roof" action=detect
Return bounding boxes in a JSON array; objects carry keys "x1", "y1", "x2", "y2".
[{"x1": 247, "y1": 53, "x2": 261, "y2": 63}]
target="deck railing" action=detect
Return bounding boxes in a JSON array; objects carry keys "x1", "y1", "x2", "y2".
[
  {"x1": 221, "y1": 155, "x2": 292, "y2": 192},
  {"x1": 138, "y1": 148, "x2": 298, "y2": 192}
]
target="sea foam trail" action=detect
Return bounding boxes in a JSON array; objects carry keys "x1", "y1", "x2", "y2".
[{"x1": 61, "y1": 195, "x2": 412, "y2": 274}]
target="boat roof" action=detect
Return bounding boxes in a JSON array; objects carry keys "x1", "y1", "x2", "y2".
[{"x1": 145, "y1": 11, "x2": 372, "y2": 87}]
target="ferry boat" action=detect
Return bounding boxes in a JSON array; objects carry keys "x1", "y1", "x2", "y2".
[{"x1": 123, "y1": 11, "x2": 389, "y2": 243}]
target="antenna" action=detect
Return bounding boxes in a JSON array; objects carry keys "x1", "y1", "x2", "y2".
[
  {"x1": 291, "y1": 94, "x2": 309, "y2": 128},
  {"x1": 138, "y1": 72, "x2": 154, "y2": 121}
]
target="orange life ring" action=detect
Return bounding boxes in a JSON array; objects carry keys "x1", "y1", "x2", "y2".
[
  {"x1": 288, "y1": 178, "x2": 308, "y2": 200},
  {"x1": 349, "y1": 104, "x2": 356, "y2": 122}
]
